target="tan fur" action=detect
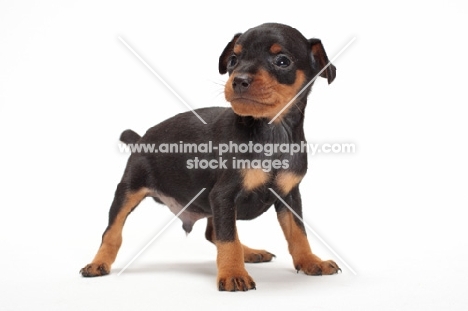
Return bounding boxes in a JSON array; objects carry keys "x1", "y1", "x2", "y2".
[
  {"x1": 277, "y1": 210, "x2": 340, "y2": 275},
  {"x1": 242, "y1": 245, "x2": 274, "y2": 263},
  {"x1": 242, "y1": 168, "x2": 270, "y2": 191},
  {"x1": 216, "y1": 235, "x2": 255, "y2": 291},
  {"x1": 276, "y1": 171, "x2": 303, "y2": 195},
  {"x1": 207, "y1": 217, "x2": 273, "y2": 263},
  {"x1": 225, "y1": 69, "x2": 306, "y2": 121},
  {"x1": 233, "y1": 44, "x2": 242, "y2": 54},
  {"x1": 81, "y1": 188, "x2": 149, "y2": 276},
  {"x1": 269, "y1": 43, "x2": 282, "y2": 54}
]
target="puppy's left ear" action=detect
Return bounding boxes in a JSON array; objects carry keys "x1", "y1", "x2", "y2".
[
  {"x1": 219, "y1": 33, "x2": 242, "y2": 75},
  {"x1": 309, "y1": 38, "x2": 336, "y2": 84}
]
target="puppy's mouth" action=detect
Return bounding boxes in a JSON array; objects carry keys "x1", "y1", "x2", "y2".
[
  {"x1": 228, "y1": 96, "x2": 279, "y2": 118},
  {"x1": 224, "y1": 69, "x2": 305, "y2": 119},
  {"x1": 229, "y1": 97, "x2": 274, "y2": 107}
]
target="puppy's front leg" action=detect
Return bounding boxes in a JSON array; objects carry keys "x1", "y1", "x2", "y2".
[
  {"x1": 210, "y1": 187, "x2": 256, "y2": 291},
  {"x1": 215, "y1": 235, "x2": 256, "y2": 291},
  {"x1": 275, "y1": 187, "x2": 341, "y2": 275}
]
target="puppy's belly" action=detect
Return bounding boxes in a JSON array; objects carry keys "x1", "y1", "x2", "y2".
[{"x1": 151, "y1": 190, "x2": 208, "y2": 234}]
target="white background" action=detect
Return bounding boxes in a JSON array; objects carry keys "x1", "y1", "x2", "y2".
[{"x1": 1, "y1": 0, "x2": 467, "y2": 310}]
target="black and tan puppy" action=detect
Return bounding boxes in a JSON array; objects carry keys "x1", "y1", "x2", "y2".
[{"x1": 81, "y1": 23, "x2": 340, "y2": 291}]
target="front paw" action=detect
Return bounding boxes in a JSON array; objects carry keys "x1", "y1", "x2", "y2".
[
  {"x1": 80, "y1": 262, "x2": 110, "y2": 277},
  {"x1": 217, "y1": 272, "x2": 256, "y2": 291},
  {"x1": 295, "y1": 259, "x2": 341, "y2": 276}
]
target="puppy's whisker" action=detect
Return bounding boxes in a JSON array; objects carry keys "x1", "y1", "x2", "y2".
[{"x1": 207, "y1": 78, "x2": 228, "y2": 87}]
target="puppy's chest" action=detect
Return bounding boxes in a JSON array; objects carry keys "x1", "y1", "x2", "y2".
[
  {"x1": 218, "y1": 126, "x2": 308, "y2": 171},
  {"x1": 233, "y1": 129, "x2": 307, "y2": 196},
  {"x1": 242, "y1": 168, "x2": 303, "y2": 195},
  {"x1": 235, "y1": 169, "x2": 303, "y2": 220}
]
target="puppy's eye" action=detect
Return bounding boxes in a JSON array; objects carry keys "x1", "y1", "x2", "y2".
[
  {"x1": 274, "y1": 55, "x2": 292, "y2": 68},
  {"x1": 227, "y1": 55, "x2": 238, "y2": 68}
]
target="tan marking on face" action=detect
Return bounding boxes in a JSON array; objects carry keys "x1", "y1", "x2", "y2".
[
  {"x1": 233, "y1": 44, "x2": 242, "y2": 55},
  {"x1": 276, "y1": 171, "x2": 304, "y2": 195},
  {"x1": 224, "y1": 69, "x2": 306, "y2": 121},
  {"x1": 270, "y1": 43, "x2": 282, "y2": 54},
  {"x1": 242, "y1": 168, "x2": 270, "y2": 191}
]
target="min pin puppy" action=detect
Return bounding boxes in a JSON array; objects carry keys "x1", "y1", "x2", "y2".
[{"x1": 81, "y1": 23, "x2": 340, "y2": 291}]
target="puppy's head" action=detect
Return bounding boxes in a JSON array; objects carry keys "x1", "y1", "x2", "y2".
[{"x1": 219, "y1": 23, "x2": 336, "y2": 121}]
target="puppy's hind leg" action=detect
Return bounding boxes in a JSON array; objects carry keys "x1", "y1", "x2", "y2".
[
  {"x1": 80, "y1": 183, "x2": 149, "y2": 277},
  {"x1": 205, "y1": 217, "x2": 275, "y2": 264}
]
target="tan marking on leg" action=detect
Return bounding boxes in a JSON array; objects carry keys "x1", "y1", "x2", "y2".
[
  {"x1": 277, "y1": 210, "x2": 340, "y2": 275},
  {"x1": 216, "y1": 234, "x2": 256, "y2": 291},
  {"x1": 242, "y1": 244, "x2": 275, "y2": 263},
  {"x1": 242, "y1": 168, "x2": 270, "y2": 191},
  {"x1": 208, "y1": 218, "x2": 274, "y2": 263},
  {"x1": 275, "y1": 171, "x2": 304, "y2": 195},
  {"x1": 81, "y1": 188, "x2": 149, "y2": 277},
  {"x1": 277, "y1": 210, "x2": 314, "y2": 262}
]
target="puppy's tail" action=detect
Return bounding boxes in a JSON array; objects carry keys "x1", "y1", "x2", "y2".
[{"x1": 120, "y1": 129, "x2": 141, "y2": 145}]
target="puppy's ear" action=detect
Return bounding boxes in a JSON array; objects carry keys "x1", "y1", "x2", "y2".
[
  {"x1": 219, "y1": 33, "x2": 242, "y2": 75},
  {"x1": 309, "y1": 38, "x2": 336, "y2": 84}
]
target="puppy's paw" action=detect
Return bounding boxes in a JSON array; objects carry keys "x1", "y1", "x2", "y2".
[
  {"x1": 243, "y1": 246, "x2": 276, "y2": 263},
  {"x1": 295, "y1": 259, "x2": 341, "y2": 276},
  {"x1": 217, "y1": 272, "x2": 256, "y2": 291},
  {"x1": 80, "y1": 262, "x2": 110, "y2": 277}
]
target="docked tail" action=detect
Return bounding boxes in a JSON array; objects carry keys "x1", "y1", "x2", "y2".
[{"x1": 120, "y1": 129, "x2": 141, "y2": 145}]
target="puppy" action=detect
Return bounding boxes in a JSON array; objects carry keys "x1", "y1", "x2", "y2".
[{"x1": 81, "y1": 23, "x2": 340, "y2": 291}]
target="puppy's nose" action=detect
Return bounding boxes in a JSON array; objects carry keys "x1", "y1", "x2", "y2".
[{"x1": 232, "y1": 74, "x2": 252, "y2": 94}]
